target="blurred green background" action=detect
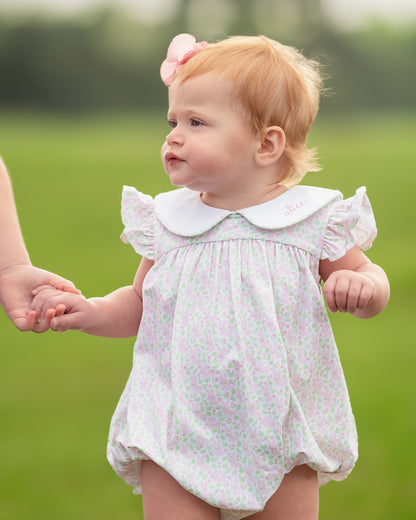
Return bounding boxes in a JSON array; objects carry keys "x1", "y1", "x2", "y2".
[{"x1": 0, "y1": 1, "x2": 415, "y2": 519}]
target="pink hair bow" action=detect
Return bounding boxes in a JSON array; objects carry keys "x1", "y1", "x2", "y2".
[{"x1": 160, "y1": 33, "x2": 208, "y2": 86}]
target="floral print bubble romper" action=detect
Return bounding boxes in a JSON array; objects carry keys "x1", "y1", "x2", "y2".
[{"x1": 107, "y1": 184, "x2": 377, "y2": 519}]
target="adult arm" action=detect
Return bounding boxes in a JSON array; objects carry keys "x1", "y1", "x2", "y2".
[{"x1": 0, "y1": 157, "x2": 79, "y2": 331}]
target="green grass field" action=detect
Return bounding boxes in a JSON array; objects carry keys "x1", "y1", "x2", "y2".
[{"x1": 0, "y1": 110, "x2": 415, "y2": 520}]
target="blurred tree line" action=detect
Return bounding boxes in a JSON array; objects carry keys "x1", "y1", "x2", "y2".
[{"x1": 0, "y1": 0, "x2": 415, "y2": 112}]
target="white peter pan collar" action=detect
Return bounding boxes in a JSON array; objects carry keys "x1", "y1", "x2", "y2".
[{"x1": 154, "y1": 186, "x2": 342, "y2": 237}]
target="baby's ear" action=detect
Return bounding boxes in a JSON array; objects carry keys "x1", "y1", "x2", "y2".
[{"x1": 255, "y1": 126, "x2": 286, "y2": 167}]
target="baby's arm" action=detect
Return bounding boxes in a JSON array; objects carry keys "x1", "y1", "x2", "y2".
[
  {"x1": 33, "y1": 258, "x2": 154, "y2": 336},
  {"x1": 319, "y1": 246, "x2": 390, "y2": 319}
]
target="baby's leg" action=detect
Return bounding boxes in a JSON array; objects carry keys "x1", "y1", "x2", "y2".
[
  {"x1": 246, "y1": 465, "x2": 319, "y2": 520},
  {"x1": 141, "y1": 460, "x2": 221, "y2": 520}
]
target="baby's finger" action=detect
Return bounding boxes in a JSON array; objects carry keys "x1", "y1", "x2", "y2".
[
  {"x1": 55, "y1": 304, "x2": 67, "y2": 317},
  {"x1": 356, "y1": 281, "x2": 375, "y2": 310},
  {"x1": 45, "y1": 308, "x2": 57, "y2": 322},
  {"x1": 323, "y1": 279, "x2": 337, "y2": 313},
  {"x1": 345, "y1": 281, "x2": 362, "y2": 314},
  {"x1": 333, "y1": 278, "x2": 350, "y2": 313},
  {"x1": 38, "y1": 306, "x2": 66, "y2": 332}
]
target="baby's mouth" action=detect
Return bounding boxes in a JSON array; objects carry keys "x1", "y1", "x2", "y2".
[{"x1": 165, "y1": 152, "x2": 183, "y2": 166}]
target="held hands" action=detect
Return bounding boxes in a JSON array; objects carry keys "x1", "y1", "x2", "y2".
[
  {"x1": 31, "y1": 286, "x2": 96, "y2": 332},
  {"x1": 0, "y1": 265, "x2": 80, "y2": 332},
  {"x1": 30, "y1": 283, "x2": 143, "y2": 337}
]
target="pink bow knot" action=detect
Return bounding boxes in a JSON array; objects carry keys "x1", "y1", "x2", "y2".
[{"x1": 160, "y1": 33, "x2": 208, "y2": 86}]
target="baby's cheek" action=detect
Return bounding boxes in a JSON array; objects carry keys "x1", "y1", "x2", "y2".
[{"x1": 160, "y1": 143, "x2": 167, "y2": 163}]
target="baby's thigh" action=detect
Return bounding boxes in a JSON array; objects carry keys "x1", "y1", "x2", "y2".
[
  {"x1": 246, "y1": 465, "x2": 319, "y2": 520},
  {"x1": 141, "y1": 460, "x2": 220, "y2": 520}
]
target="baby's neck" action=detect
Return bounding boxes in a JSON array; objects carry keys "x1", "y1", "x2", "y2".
[{"x1": 200, "y1": 184, "x2": 289, "y2": 211}]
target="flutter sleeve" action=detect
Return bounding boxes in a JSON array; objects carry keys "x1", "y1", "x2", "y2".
[
  {"x1": 120, "y1": 186, "x2": 155, "y2": 260},
  {"x1": 321, "y1": 186, "x2": 377, "y2": 261}
]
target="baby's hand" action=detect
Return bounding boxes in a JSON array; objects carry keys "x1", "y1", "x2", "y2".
[
  {"x1": 322, "y1": 269, "x2": 376, "y2": 315},
  {"x1": 32, "y1": 285, "x2": 95, "y2": 332}
]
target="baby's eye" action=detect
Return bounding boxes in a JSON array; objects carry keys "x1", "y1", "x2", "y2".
[
  {"x1": 191, "y1": 119, "x2": 203, "y2": 127},
  {"x1": 168, "y1": 120, "x2": 177, "y2": 129}
]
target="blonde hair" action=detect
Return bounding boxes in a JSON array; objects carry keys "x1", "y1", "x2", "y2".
[{"x1": 174, "y1": 35, "x2": 324, "y2": 186}]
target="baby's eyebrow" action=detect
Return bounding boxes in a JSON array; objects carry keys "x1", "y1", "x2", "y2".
[{"x1": 168, "y1": 106, "x2": 207, "y2": 118}]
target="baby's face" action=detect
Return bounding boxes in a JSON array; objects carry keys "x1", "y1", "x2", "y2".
[{"x1": 161, "y1": 72, "x2": 259, "y2": 199}]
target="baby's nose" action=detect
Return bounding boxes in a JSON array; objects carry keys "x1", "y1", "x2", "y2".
[{"x1": 166, "y1": 127, "x2": 184, "y2": 145}]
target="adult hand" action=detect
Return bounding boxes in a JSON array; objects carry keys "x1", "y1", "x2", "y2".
[{"x1": 0, "y1": 264, "x2": 80, "y2": 332}]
